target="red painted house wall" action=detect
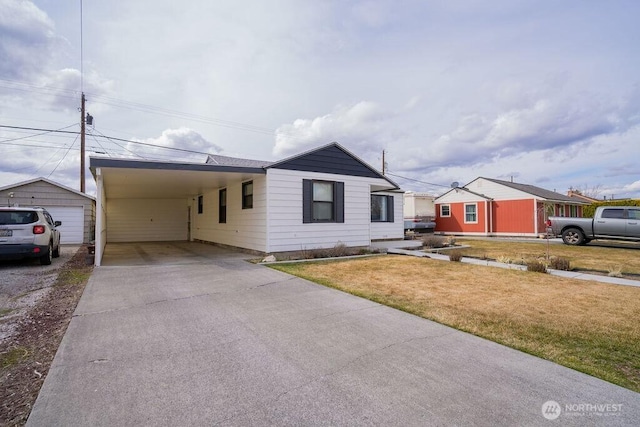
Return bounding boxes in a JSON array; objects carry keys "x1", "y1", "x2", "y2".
[
  {"x1": 491, "y1": 199, "x2": 536, "y2": 233},
  {"x1": 435, "y1": 201, "x2": 486, "y2": 233}
]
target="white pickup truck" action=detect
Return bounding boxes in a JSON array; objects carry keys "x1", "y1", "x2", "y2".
[{"x1": 547, "y1": 206, "x2": 640, "y2": 245}]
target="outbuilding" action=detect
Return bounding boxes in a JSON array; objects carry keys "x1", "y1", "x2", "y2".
[{"x1": 0, "y1": 177, "x2": 96, "y2": 244}]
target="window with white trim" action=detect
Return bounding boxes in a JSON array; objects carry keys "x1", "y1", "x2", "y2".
[
  {"x1": 371, "y1": 195, "x2": 394, "y2": 222},
  {"x1": 464, "y1": 203, "x2": 477, "y2": 223},
  {"x1": 302, "y1": 180, "x2": 344, "y2": 223},
  {"x1": 440, "y1": 204, "x2": 451, "y2": 217},
  {"x1": 219, "y1": 189, "x2": 227, "y2": 223},
  {"x1": 197, "y1": 195, "x2": 203, "y2": 214},
  {"x1": 242, "y1": 181, "x2": 253, "y2": 209}
]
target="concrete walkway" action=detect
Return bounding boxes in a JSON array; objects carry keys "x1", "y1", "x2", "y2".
[
  {"x1": 388, "y1": 248, "x2": 640, "y2": 288},
  {"x1": 28, "y1": 244, "x2": 639, "y2": 426}
]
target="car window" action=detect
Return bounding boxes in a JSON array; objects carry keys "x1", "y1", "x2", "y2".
[
  {"x1": 601, "y1": 209, "x2": 624, "y2": 219},
  {"x1": 44, "y1": 212, "x2": 54, "y2": 226},
  {"x1": 0, "y1": 211, "x2": 39, "y2": 225},
  {"x1": 628, "y1": 209, "x2": 640, "y2": 220}
]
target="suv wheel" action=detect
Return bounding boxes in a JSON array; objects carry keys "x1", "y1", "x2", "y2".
[
  {"x1": 52, "y1": 242, "x2": 60, "y2": 258},
  {"x1": 40, "y1": 242, "x2": 53, "y2": 265}
]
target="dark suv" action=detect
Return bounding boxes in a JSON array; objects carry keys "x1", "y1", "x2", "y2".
[{"x1": 0, "y1": 207, "x2": 62, "y2": 265}]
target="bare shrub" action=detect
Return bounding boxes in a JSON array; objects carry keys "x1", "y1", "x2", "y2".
[
  {"x1": 448, "y1": 250, "x2": 463, "y2": 262},
  {"x1": 423, "y1": 235, "x2": 446, "y2": 249},
  {"x1": 496, "y1": 255, "x2": 511, "y2": 264},
  {"x1": 327, "y1": 242, "x2": 350, "y2": 258},
  {"x1": 549, "y1": 257, "x2": 571, "y2": 271},
  {"x1": 445, "y1": 236, "x2": 457, "y2": 246},
  {"x1": 607, "y1": 265, "x2": 623, "y2": 278},
  {"x1": 526, "y1": 260, "x2": 547, "y2": 273}
]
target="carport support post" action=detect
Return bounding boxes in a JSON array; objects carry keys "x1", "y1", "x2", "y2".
[{"x1": 80, "y1": 93, "x2": 86, "y2": 193}]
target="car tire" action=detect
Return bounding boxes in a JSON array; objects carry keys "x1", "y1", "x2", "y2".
[
  {"x1": 40, "y1": 242, "x2": 53, "y2": 265},
  {"x1": 52, "y1": 242, "x2": 60, "y2": 258},
  {"x1": 561, "y1": 228, "x2": 585, "y2": 246}
]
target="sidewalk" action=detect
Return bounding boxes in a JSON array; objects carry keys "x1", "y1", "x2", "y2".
[{"x1": 387, "y1": 248, "x2": 640, "y2": 288}]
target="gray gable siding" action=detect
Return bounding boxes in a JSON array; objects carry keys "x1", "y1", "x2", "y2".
[{"x1": 270, "y1": 145, "x2": 381, "y2": 179}]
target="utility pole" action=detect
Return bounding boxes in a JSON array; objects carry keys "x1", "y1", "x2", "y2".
[
  {"x1": 80, "y1": 92, "x2": 86, "y2": 193},
  {"x1": 382, "y1": 150, "x2": 386, "y2": 175}
]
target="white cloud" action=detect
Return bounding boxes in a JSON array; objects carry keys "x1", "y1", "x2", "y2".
[
  {"x1": 0, "y1": 0, "x2": 56, "y2": 79},
  {"x1": 273, "y1": 101, "x2": 392, "y2": 157},
  {"x1": 128, "y1": 127, "x2": 222, "y2": 161}
]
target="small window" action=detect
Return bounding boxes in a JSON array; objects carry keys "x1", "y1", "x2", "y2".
[
  {"x1": 628, "y1": 209, "x2": 640, "y2": 220},
  {"x1": 242, "y1": 181, "x2": 253, "y2": 209},
  {"x1": 219, "y1": 189, "x2": 227, "y2": 223},
  {"x1": 197, "y1": 195, "x2": 203, "y2": 214},
  {"x1": 313, "y1": 182, "x2": 334, "y2": 221},
  {"x1": 464, "y1": 203, "x2": 477, "y2": 223},
  {"x1": 302, "y1": 179, "x2": 344, "y2": 223},
  {"x1": 569, "y1": 205, "x2": 578, "y2": 217},
  {"x1": 440, "y1": 205, "x2": 451, "y2": 217},
  {"x1": 371, "y1": 195, "x2": 394, "y2": 222},
  {"x1": 601, "y1": 209, "x2": 624, "y2": 219}
]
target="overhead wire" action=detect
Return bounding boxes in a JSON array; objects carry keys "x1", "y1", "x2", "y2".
[{"x1": 48, "y1": 134, "x2": 80, "y2": 177}]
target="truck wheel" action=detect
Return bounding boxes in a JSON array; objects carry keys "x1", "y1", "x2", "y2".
[
  {"x1": 40, "y1": 242, "x2": 53, "y2": 265},
  {"x1": 562, "y1": 228, "x2": 585, "y2": 245}
]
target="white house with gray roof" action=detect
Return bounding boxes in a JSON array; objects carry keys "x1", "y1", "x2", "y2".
[{"x1": 90, "y1": 143, "x2": 404, "y2": 265}]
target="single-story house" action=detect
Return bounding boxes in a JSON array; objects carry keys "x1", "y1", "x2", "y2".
[
  {"x1": 0, "y1": 177, "x2": 96, "y2": 244},
  {"x1": 434, "y1": 177, "x2": 588, "y2": 237},
  {"x1": 90, "y1": 142, "x2": 404, "y2": 265}
]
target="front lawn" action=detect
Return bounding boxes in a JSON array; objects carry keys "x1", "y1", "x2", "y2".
[
  {"x1": 269, "y1": 255, "x2": 640, "y2": 392},
  {"x1": 454, "y1": 238, "x2": 640, "y2": 276}
]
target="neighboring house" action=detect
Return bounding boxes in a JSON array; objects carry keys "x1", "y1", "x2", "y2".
[
  {"x1": 89, "y1": 143, "x2": 404, "y2": 265},
  {"x1": 434, "y1": 177, "x2": 588, "y2": 237},
  {"x1": 567, "y1": 189, "x2": 600, "y2": 204},
  {"x1": 0, "y1": 177, "x2": 96, "y2": 244}
]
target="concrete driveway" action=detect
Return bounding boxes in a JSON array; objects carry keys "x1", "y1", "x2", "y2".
[{"x1": 28, "y1": 243, "x2": 639, "y2": 426}]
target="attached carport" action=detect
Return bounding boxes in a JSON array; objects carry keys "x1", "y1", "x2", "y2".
[{"x1": 90, "y1": 158, "x2": 265, "y2": 266}]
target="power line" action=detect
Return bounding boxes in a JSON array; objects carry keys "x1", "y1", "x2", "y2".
[
  {"x1": 0, "y1": 123, "x2": 78, "y2": 144},
  {"x1": 385, "y1": 172, "x2": 449, "y2": 189},
  {"x1": 49, "y1": 134, "x2": 80, "y2": 177},
  {"x1": 0, "y1": 124, "x2": 212, "y2": 156}
]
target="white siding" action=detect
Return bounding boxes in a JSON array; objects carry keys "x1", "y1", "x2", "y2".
[
  {"x1": 191, "y1": 176, "x2": 267, "y2": 252},
  {"x1": 371, "y1": 191, "x2": 404, "y2": 240},
  {"x1": 265, "y1": 169, "x2": 399, "y2": 253},
  {"x1": 436, "y1": 189, "x2": 487, "y2": 203},
  {"x1": 106, "y1": 199, "x2": 188, "y2": 242},
  {"x1": 44, "y1": 206, "x2": 84, "y2": 244},
  {"x1": 466, "y1": 178, "x2": 535, "y2": 200}
]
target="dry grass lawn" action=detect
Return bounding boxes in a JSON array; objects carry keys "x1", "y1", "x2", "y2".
[
  {"x1": 454, "y1": 238, "x2": 640, "y2": 276},
  {"x1": 270, "y1": 255, "x2": 640, "y2": 392}
]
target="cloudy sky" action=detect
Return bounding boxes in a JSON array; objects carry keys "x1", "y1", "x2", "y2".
[{"x1": 1, "y1": 0, "x2": 639, "y2": 199}]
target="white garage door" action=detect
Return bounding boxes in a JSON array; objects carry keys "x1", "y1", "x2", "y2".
[{"x1": 44, "y1": 206, "x2": 84, "y2": 244}]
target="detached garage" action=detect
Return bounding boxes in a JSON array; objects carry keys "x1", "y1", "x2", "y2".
[{"x1": 0, "y1": 177, "x2": 96, "y2": 244}]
